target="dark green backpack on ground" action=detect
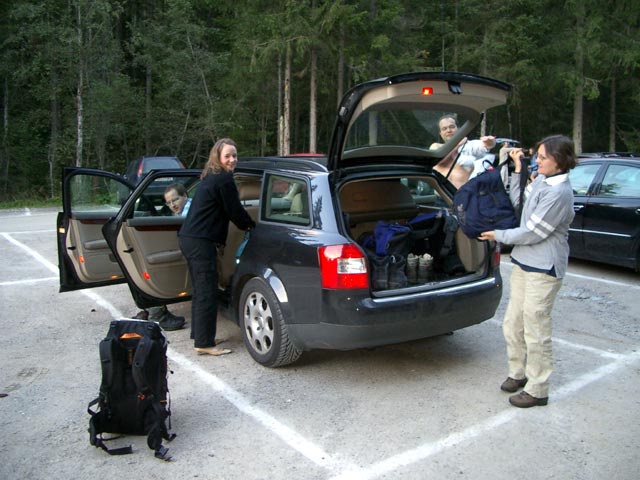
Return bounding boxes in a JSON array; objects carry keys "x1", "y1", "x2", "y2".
[{"x1": 88, "y1": 320, "x2": 175, "y2": 460}]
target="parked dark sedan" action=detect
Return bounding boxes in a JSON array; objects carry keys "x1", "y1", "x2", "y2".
[
  {"x1": 123, "y1": 156, "x2": 185, "y2": 206},
  {"x1": 568, "y1": 153, "x2": 640, "y2": 271},
  {"x1": 123, "y1": 156, "x2": 185, "y2": 186}
]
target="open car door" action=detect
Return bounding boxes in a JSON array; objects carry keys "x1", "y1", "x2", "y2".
[
  {"x1": 101, "y1": 169, "x2": 201, "y2": 308},
  {"x1": 57, "y1": 167, "x2": 133, "y2": 292}
]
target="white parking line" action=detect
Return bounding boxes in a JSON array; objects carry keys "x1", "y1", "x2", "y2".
[
  {"x1": 2, "y1": 231, "x2": 355, "y2": 475},
  {"x1": 0, "y1": 276, "x2": 57, "y2": 286},
  {"x1": 487, "y1": 318, "x2": 625, "y2": 360},
  {"x1": 6, "y1": 231, "x2": 639, "y2": 479},
  {"x1": 329, "y1": 350, "x2": 640, "y2": 480},
  {"x1": 501, "y1": 260, "x2": 640, "y2": 289},
  {"x1": 2, "y1": 232, "x2": 125, "y2": 319},
  {"x1": 168, "y1": 348, "x2": 356, "y2": 474},
  {"x1": 3, "y1": 229, "x2": 51, "y2": 234}
]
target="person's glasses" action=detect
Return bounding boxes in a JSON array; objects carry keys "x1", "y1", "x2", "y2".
[{"x1": 165, "y1": 197, "x2": 182, "y2": 206}]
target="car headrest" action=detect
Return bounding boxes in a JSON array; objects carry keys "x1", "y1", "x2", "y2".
[{"x1": 237, "y1": 181, "x2": 261, "y2": 201}]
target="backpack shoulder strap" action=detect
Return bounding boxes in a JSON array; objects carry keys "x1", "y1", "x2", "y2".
[
  {"x1": 439, "y1": 214, "x2": 458, "y2": 257},
  {"x1": 131, "y1": 334, "x2": 154, "y2": 394},
  {"x1": 98, "y1": 337, "x2": 115, "y2": 392}
]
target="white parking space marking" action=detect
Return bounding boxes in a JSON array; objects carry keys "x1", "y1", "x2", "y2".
[
  {"x1": 330, "y1": 349, "x2": 640, "y2": 480},
  {"x1": 0, "y1": 276, "x2": 57, "y2": 286},
  {"x1": 2, "y1": 233, "x2": 58, "y2": 274},
  {"x1": 169, "y1": 349, "x2": 356, "y2": 474},
  {"x1": 5, "y1": 230, "x2": 639, "y2": 479},
  {"x1": 2, "y1": 232, "x2": 125, "y2": 319},
  {"x1": 501, "y1": 260, "x2": 640, "y2": 290},
  {"x1": 5, "y1": 229, "x2": 51, "y2": 234},
  {"x1": 487, "y1": 318, "x2": 625, "y2": 360},
  {"x1": 2, "y1": 231, "x2": 355, "y2": 475}
]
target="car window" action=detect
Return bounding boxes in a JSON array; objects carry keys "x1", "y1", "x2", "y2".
[
  {"x1": 69, "y1": 174, "x2": 129, "y2": 215},
  {"x1": 131, "y1": 175, "x2": 196, "y2": 217},
  {"x1": 263, "y1": 174, "x2": 310, "y2": 225},
  {"x1": 344, "y1": 109, "x2": 477, "y2": 153},
  {"x1": 600, "y1": 164, "x2": 640, "y2": 198},
  {"x1": 569, "y1": 162, "x2": 601, "y2": 195},
  {"x1": 142, "y1": 157, "x2": 181, "y2": 173}
]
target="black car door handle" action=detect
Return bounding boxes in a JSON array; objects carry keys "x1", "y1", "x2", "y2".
[
  {"x1": 573, "y1": 205, "x2": 584, "y2": 212},
  {"x1": 123, "y1": 247, "x2": 134, "y2": 253}
]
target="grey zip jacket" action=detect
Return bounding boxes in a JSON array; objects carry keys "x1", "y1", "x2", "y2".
[{"x1": 494, "y1": 172, "x2": 574, "y2": 278}]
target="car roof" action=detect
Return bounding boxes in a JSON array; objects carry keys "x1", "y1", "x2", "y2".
[
  {"x1": 239, "y1": 156, "x2": 328, "y2": 173},
  {"x1": 579, "y1": 152, "x2": 639, "y2": 160}
]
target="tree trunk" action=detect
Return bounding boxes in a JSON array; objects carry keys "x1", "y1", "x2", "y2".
[
  {"x1": 452, "y1": 0, "x2": 459, "y2": 70},
  {"x1": 309, "y1": 47, "x2": 317, "y2": 153},
  {"x1": 76, "y1": 2, "x2": 84, "y2": 167},
  {"x1": 48, "y1": 78, "x2": 60, "y2": 198},
  {"x1": 479, "y1": 28, "x2": 488, "y2": 136},
  {"x1": 572, "y1": 2, "x2": 585, "y2": 154},
  {"x1": 337, "y1": 27, "x2": 344, "y2": 107},
  {"x1": 145, "y1": 64, "x2": 152, "y2": 155},
  {"x1": 609, "y1": 76, "x2": 616, "y2": 151},
  {"x1": 283, "y1": 43, "x2": 292, "y2": 156},
  {"x1": 277, "y1": 53, "x2": 283, "y2": 156},
  {"x1": 1, "y1": 77, "x2": 8, "y2": 196}
]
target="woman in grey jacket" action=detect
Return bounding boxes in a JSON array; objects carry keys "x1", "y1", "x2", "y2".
[{"x1": 479, "y1": 135, "x2": 576, "y2": 408}]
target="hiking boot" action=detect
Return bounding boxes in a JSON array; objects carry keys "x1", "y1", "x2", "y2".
[
  {"x1": 406, "y1": 253, "x2": 418, "y2": 283},
  {"x1": 418, "y1": 253, "x2": 433, "y2": 282},
  {"x1": 500, "y1": 377, "x2": 528, "y2": 393},
  {"x1": 509, "y1": 391, "x2": 548, "y2": 408},
  {"x1": 388, "y1": 255, "x2": 408, "y2": 289},
  {"x1": 132, "y1": 310, "x2": 149, "y2": 320},
  {"x1": 158, "y1": 310, "x2": 186, "y2": 331},
  {"x1": 371, "y1": 256, "x2": 390, "y2": 290},
  {"x1": 147, "y1": 305, "x2": 168, "y2": 321}
]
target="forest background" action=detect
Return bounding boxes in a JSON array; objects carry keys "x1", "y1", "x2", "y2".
[{"x1": 0, "y1": 0, "x2": 638, "y2": 201}]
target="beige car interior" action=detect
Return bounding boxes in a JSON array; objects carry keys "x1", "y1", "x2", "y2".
[
  {"x1": 65, "y1": 213, "x2": 123, "y2": 284},
  {"x1": 339, "y1": 177, "x2": 486, "y2": 274}
]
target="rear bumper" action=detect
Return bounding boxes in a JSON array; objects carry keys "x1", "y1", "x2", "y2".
[{"x1": 287, "y1": 275, "x2": 502, "y2": 351}]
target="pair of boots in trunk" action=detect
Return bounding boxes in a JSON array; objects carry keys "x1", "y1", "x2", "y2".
[{"x1": 371, "y1": 253, "x2": 433, "y2": 290}]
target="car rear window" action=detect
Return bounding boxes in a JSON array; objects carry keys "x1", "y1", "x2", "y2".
[{"x1": 142, "y1": 158, "x2": 181, "y2": 173}]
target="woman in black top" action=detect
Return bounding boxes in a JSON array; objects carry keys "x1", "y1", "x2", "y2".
[{"x1": 178, "y1": 138, "x2": 255, "y2": 356}]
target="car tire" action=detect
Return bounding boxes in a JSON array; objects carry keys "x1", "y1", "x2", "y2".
[{"x1": 239, "y1": 278, "x2": 302, "y2": 367}]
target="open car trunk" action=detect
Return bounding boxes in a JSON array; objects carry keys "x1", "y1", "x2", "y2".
[{"x1": 339, "y1": 175, "x2": 488, "y2": 291}]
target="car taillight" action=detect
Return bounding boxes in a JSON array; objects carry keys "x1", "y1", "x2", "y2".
[
  {"x1": 318, "y1": 244, "x2": 369, "y2": 289},
  {"x1": 493, "y1": 243, "x2": 501, "y2": 268},
  {"x1": 137, "y1": 162, "x2": 144, "y2": 178}
]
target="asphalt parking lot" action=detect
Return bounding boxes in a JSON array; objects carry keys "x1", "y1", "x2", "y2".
[{"x1": 1, "y1": 208, "x2": 639, "y2": 480}]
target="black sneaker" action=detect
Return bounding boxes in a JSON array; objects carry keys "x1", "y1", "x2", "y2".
[
  {"x1": 158, "y1": 310, "x2": 186, "y2": 331},
  {"x1": 132, "y1": 310, "x2": 149, "y2": 320},
  {"x1": 159, "y1": 316, "x2": 185, "y2": 331}
]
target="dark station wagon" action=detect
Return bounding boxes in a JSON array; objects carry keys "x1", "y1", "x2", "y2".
[{"x1": 57, "y1": 72, "x2": 510, "y2": 367}]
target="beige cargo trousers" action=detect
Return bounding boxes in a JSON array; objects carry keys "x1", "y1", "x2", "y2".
[{"x1": 503, "y1": 264, "x2": 563, "y2": 398}]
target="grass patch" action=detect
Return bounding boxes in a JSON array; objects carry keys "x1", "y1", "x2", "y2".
[{"x1": 0, "y1": 198, "x2": 60, "y2": 209}]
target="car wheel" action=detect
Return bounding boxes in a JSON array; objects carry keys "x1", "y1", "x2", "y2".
[{"x1": 239, "y1": 278, "x2": 302, "y2": 367}]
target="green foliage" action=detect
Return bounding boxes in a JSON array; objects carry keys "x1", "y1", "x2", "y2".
[{"x1": 0, "y1": 0, "x2": 639, "y2": 202}]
